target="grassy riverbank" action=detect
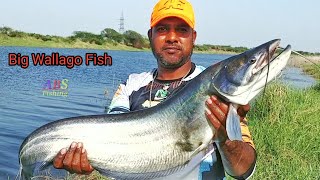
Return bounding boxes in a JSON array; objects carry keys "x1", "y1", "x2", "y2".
[
  {"x1": 303, "y1": 64, "x2": 320, "y2": 79},
  {"x1": 246, "y1": 62, "x2": 320, "y2": 179},
  {"x1": 0, "y1": 34, "x2": 142, "y2": 51},
  {"x1": 2, "y1": 26, "x2": 320, "y2": 56},
  {"x1": 0, "y1": 34, "x2": 240, "y2": 55},
  {"x1": 246, "y1": 81, "x2": 320, "y2": 179}
]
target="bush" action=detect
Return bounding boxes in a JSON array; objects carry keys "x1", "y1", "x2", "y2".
[
  {"x1": 71, "y1": 31, "x2": 105, "y2": 44},
  {"x1": 101, "y1": 28, "x2": 123, "y2": 43},
  {"x1": 123, "y1": 30, "x2": 146, "y2": 49}
]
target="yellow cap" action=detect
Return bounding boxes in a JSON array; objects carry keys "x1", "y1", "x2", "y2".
[{"x1": 150, "y1": 0, "x2": 195, "y2": 29}]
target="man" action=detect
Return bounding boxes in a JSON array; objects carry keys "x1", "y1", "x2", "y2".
[{"x1": 53, "y1": 0, "x2": 256, "y2": 179}]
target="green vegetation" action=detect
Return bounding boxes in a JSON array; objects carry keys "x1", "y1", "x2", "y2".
[
  {"x1": 194, "y1": 44, "x2": 248, "y2": 54},
  {"x1": 3, "y1": 26, "x2": 318, "y2": 55},
  {"x1": 302, "y1": 63, "x2": 320, "y2": 80},
  {"x1": 122, "y1": 30, "x2": 149, "y2": 49},
  {"x1": 244, "y1": 64, "x2": 320, "y2": 179},
  {"x1": 246, "y1": 81, "x2": 320, "y2": 179},
  {"x1": 0, "y1": 26, "x2": 148, "y2": 51},
  {"x1": 65, "y1": 171, "x2": 107, "y2": 180},
  {"x1": 296, "y1": 50, "x2": 320, "y2": 56}
]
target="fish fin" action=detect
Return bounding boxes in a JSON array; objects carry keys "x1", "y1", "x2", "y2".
[
  {"x1": 226, "y1": 104, "x2": 243, "y2": 141},
  {"x1": 190, "y1": 141, "x2": 210, "y2": 158}
]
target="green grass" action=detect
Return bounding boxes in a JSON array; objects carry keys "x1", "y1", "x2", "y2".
[
  {"x1": 65, "y1": 171, "x2": 107, "y2": 180},
  {"x1": 0, "y1": 34, "x2": 239, "y2": 54},
  {"x1": 302, "y1": 63, "x2": 320, "y2": 80},
  {"x1": 0, "y1": 34, "x2": 145, "y2": 51},
  {"x1": 246, "y1": 82, "x2": 320, "y2": 179}
]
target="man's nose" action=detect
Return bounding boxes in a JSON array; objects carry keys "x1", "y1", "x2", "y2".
[{"x1": 165, "y1": 30, "x2": 178, "y2": 43}]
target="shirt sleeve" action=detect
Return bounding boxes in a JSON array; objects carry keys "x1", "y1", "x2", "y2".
[
  {"x1": 107, "y1": 71, "x2": 154, "y2": 114},
  {"x1": 240, "y1": 117, "x2": 255, "y2": 149},
  {"x1": 231, "y1": 117, "x2": 256, "y2": 180},
  {"x1": 107, "y1": 83, "x2": 131, "y2": 114}
]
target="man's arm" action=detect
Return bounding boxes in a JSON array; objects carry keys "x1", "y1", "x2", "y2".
[
  {"x1": 216, "y1": 140, "x2": 256, "y2": 179},
  {"x1": 205, "y1": 95, "x2": 256, "y2": 178}
]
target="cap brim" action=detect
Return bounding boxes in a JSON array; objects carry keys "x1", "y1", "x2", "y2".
[{"x1": 151, "y1": 13, "x2": 194, "y2": 29}]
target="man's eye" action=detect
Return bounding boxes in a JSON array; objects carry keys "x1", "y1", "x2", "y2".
[
  {"x1": 157, "y1": 27, "x2": 167, "y2": 32},
  {"x1": 177, "y1": 27, "x2": 188, "y2": 33}
]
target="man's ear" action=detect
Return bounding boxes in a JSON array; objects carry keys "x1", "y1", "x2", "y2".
[
  {"x1": 192, "y1": 30, "x2": 197, "y2": 44},
  {"x1": 148, "y1": 29, "x2": 152, "y2": 42}
]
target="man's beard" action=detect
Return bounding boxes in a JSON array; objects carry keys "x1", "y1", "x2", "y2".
[{"x1": 151, "y1": 43, "x2": 193, "y2": 69}]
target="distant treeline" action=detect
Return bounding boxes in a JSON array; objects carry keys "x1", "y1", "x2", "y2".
[
  {"x1": 194, "y1": 44, "x2": 248, "y2": 53},
  {"x1": 0, "y1": 26, "x2": 150, "y2": 49},
  {"x1": 1, "y1": 26, "x2": 319, "y2": 55}
]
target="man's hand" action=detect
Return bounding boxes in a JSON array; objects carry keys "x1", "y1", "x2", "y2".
[
  {"x1": 205, "y1": 95, "x2": 250, "y2": 142},
  {"x1": 53, "y1": 142, "x2": 94, "y2": 174},
  {"x1": 205, "y1": 95, "x2": 255, "y2": 177}
]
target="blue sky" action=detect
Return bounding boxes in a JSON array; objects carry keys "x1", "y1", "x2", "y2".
[{"x1": 0, "y1": 0, "x2": 319, "y2": 52}]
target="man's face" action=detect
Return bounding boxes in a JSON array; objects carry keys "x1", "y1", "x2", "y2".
[{"x1": 148, "y1": 17, "x2": 197, "y2": 69}]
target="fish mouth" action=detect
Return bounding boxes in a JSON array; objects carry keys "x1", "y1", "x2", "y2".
[
  {"x1": 253, "y1": 39, "x2": 281, "y2": 74},
  {"x1": 259, "y1": 43, "x2": 292, "y2": 75},
  {"x1": 271, "y1": 44, "x2": 292, "y2": 62}
]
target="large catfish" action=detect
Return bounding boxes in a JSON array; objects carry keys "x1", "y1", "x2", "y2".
[{"x1": 18, "y1": 39, "x2": 291, "y2": 179}]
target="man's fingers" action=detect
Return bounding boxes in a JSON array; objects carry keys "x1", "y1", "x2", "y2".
[
  {"x1": 62, "y1": 142, "x2": 77, "y2": 171},
  {"x1": 53, "y1": 142, "x2": 93, "y2": 175},
  {"x1": 53, "y1": 148, "x2": 67, "y2": 169},
  {"x1": 205, "y1": 108, "x2": 221, "y2": 130},
  {"x1": 205, "y1": 109, "x2": 227, "y2": 142},
  {"x1": 210, "y1": 95, "x2": 229, "y2": 113},
  {"x1": 237, "y1": 104, "x2": 251, "y2": 117},
  {"x1": 238, "y1": 104, "x2": 250, "y2": 122},
  {"x1": 80, "y1": 149, "x2": 94, "y2": 174},
  {"x1": 206, "y1": 97, "x2": 227, "y2": 127},
  {"x1": 71, "y1": 143, "x2": 83, "y2": 174}
]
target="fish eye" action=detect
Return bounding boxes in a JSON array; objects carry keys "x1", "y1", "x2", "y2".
[{"x1": 250, "y1": 59, "x2": 256, "y2": 64}]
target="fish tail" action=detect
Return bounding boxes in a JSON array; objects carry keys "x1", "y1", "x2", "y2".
[{"x1": 15, "y1": 165, "x2": 26, "y2": 180}]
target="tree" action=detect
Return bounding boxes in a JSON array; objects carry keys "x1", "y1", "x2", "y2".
[
  {"x1": 123, "y1": 30, "x2": 145, "y2": 49},
  {"x1": 101, "y1": 28, "x2": 123, "y2": 43},
  {"x1": 71, "y1": 31, "x2": 104, "y2": 45},
  {"x1": 0, "y1": 26, "x2": 14, "y2": 35}
]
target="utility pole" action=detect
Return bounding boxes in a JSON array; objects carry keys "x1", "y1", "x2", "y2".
[{"x1": 119, "y1": 11, "x2": 125, "y2": 34}]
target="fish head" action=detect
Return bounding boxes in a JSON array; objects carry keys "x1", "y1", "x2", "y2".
[
  {"x1": 211, "y1": 39, "x2": 291, "y2": 105},
  {"x1": 225, "y1": 39, "x2": 280, "y2": 86}
]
